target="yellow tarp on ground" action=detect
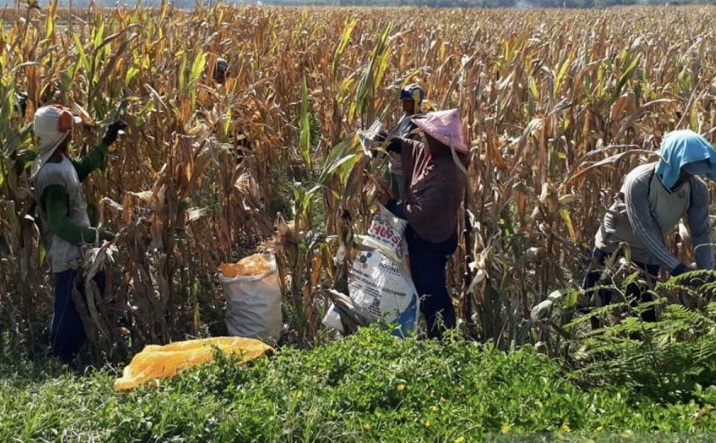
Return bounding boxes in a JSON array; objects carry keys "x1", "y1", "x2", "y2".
[{"x1": 114, "y1": 336, "x2": 273, "y2": 392}]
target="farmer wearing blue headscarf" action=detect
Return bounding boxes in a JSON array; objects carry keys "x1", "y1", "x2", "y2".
[{"x1": 583, "y1": 129, "x2": 716, "y2": 325}]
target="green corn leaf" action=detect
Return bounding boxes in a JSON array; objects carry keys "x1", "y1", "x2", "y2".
[
  {"x1": 95, "y1": 35, "x2": 135, "y2": 105},
  {"x1": 72, "y1": 33, "x2": 90, "y2": 73},
  {"x1": 299, "y1": 76, "x2": 312, "y2": 170},
  {"x1": 339, "y1": 144, "x2": 362, "y2": 186},
  {"x1": 96, "y1": 30, "x2": 124, "y2": 53},
  {"x1": 92, "y1": 22, "x2": 105, "y2": 49},
  {"x1": 690, "y1": 107, "x2": 699, "y2": 132},
  {"x1": 355, "y1": 23, "x2": 392, "y2": 124},
  {"x1": 125, "y1": 66, "x2": 139, "y2": 86},
  {"x1": 373, "y1": 48, "x2": 391, "y2": 91},
  {"x1": 332, "y1": 19, "x2": 356, "y2": 79},
  {"x1": 611, "y1": 53, "x2": 641, "y2": 104},
  {"x1": 355, "y1": 60, "x2": 373, "y2": 122},
  {"x1": 45, "y1": 8, "x2": 54, "y2": 38},
  {"x1": 529, "y1": 75, "x2": 539, "y2": 101},
  {"x1": 178, "y1": 52, "x2": 187, "y2": 92},
  {"x1": 554, "y1": 56, "x2": 572, "y2": 98},
  {"x1": 222, "y1": 108, "x2": 232, "y2": 142},
  {"x1": 559, "y1": 207, "x2": 576, "y2": 243},
  {"x1": 0, "y1": 87, "x2": 13, "y2": 134},
  {"x1": 339, "y1": 75, "x2": 356, "y2": 97},
  {"x1": 189, "y1": 50, "x2": 206, "y2": 86},
  {"x1": 317, "y1": 137, "x2": 357, "y2": 187}
]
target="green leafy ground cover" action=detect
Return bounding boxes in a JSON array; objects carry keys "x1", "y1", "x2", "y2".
[{"x1": 1, "y1": 327, "x2": 715, "y2": 442}]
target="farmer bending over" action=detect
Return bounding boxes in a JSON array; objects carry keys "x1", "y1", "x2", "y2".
[
  {"x1": 583, "y1": 129, "x2": 716, "y2": 326},
  {"x1": 31, "y1": 105, "x2": 125, "y2": 363},
  {"x1": 377, "y1": 109, "x2": 468, "y2": 339}
]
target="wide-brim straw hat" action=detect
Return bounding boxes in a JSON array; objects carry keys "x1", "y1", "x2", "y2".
[
  {"x1": 31, "y1": 105, "x2": 81, "y2": 180},
  {"x1": 410, "y1": 109, "x2": 468, "y2": 154}
]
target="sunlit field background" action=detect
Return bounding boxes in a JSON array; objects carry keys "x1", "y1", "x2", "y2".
[{"x1": 2, "y1": 3, "x2": 716, "y2": 358}]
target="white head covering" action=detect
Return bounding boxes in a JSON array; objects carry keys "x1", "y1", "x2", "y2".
[{"x1": 31, "y1": 105, "x2": 81, "y2": 180}]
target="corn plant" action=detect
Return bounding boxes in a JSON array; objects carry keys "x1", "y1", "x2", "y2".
[{"x1": 3, "y1": 4, "x2": 716, "y2": 360}]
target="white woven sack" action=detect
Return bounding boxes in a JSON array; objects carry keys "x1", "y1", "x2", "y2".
[
  {"x1": 346, "y1": 205, "x2": 419, "y2": 334},
  {"x1": 219, "y1": 253, "x2": 282, "y2": 343}
]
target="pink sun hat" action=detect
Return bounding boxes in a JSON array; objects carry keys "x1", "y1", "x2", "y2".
[{"x1": 410, "y1": 109, "x2": 468, "y2": 154}]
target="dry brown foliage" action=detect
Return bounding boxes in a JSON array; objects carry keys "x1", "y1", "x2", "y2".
[{"x1": 2, "y1": 4, "x2": 716, "y2": 358}]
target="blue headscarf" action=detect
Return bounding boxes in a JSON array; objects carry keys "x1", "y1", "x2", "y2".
[{"x1": 655, "y1": 129, "x2": 716, "y2": 188}]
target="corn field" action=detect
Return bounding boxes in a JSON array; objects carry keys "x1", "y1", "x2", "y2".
[{"x1": 2, "y1": 3, "x2": 716, "y2": 361}]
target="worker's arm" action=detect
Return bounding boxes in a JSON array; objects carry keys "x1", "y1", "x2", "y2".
[
  {"x1": 686, "y1": 179, "x2": 713, "y2": 270},
  {"x1": 42, "y1": 184, "x2": 113, "y2": 244},
  {"x1": 71, "y1": 142, "x2": 108, "y2": 182}
]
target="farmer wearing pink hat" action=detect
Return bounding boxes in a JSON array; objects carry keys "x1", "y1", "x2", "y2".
[
  {"x1": 31, "y1": 105, "x2": 125, "y2": 363},
  {"x1": 377, "y1": 109, "x2": 468, "y2": 339}
]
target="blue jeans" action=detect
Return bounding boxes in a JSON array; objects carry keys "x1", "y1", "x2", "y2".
[
  {"x1": 51, "y1": 269, "x2": 105, "y2": 363},
  {"x1": 407, "y1": 228, "x2": 458, "y2": 339}
]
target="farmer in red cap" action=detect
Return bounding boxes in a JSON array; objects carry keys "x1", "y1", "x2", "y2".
[
  {"x1": 31, "y1": 105, "x2": 125, "y2": 363},
  {"x1": 376, "y1": 109, "x2": 468, "y2": 339}
]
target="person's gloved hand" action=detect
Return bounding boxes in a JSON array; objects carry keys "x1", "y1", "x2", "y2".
[
  {"x1": 373, "y1": 130, "x2": 389, "y2": 143},
  {"x1": 14, "y1": 92, "x2": 27, "y2": 117},
  {"x1": 373, "y1": 183, "x2": 392, "y2": 207},
  {"x1": 387, "y1": 138, "x2": 402, "y2": 153},
  {"x1": 102, "y1": 121, "x2": 127, "y2": 146},
  {"x1": 100, "y1": 230, "x2": 116, "y2": 242},
  {"x1": 671, "y1": 263, "x2": 692, "y2": 277}
]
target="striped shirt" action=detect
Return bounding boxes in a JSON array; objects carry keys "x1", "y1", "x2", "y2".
[{"x1": 595, "y1": 163, "x2": 713, "y2": 272}]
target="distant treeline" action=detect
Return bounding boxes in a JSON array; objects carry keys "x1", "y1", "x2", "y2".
[
  {"x1": 19, "y1": 0, "x2": 716, "y2": 9},
  {"x1": 269, "y1": 0, "x2": 713, "y2": 5}
]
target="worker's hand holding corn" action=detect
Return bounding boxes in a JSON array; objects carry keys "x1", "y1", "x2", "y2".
[{"x1": 102, "y1": 121, "x2": 127, "y2": 147}]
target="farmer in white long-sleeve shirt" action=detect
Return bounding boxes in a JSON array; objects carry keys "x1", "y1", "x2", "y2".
[{"x1": 583, "y1": 129, "x2": 716, "y2": 325}]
